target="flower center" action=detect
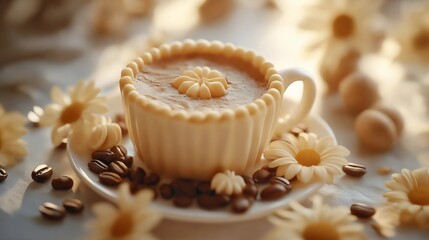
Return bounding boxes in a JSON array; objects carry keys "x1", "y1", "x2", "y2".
[
  {"x1": 60, "y1": 102, "x2": 84, "y2": 124},
  {"x1": 110, "y1": 212, "x2": 135, "y2": 237},
  {"x1": 296, "y1": 149, "x2": 321, "y2": 167},
  {"x1": 302, "y1": 222, "x2": 340, "y2": 240},
  {"x1": 332, "y1": 14, "x2": 355, "y2": 38},
  {"x1": 408, "y1": 186, "x2": 429, "y2": 206},
  {"x1": 412, "y1": 30, "x2": 429, "y2": 52}
]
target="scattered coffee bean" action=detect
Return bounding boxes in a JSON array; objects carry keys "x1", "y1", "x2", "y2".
[
  {"x1": 350, "y1": 203, "x2": 376, "y2": 218},
  {"x1": 110, "y1": 145, "x2": 127, "y2": 161},
  {"x1": 231, "y1": 196, "x2": 252, "y2": 213},
  {"x1": 130, "y1": 167, "x2": 146, "y2": 183},
  {"x1": 144, "y1": 173, "x2": 160, "y2": 186},
  {"x1": 129, "y1": 181, "x2": 144, "y2": 194},
  {"x1": 63, "y1": 199, "x2": 84, "y2": 214},
  {"x1": 260, "y1": 183, "x2": 287, "y2": 201},
  {"x1": 242, "y1": 175, "x2": 255, "y2": 185},
  {"x1": 171, "y1": 179, "x2": 197, "y2": 197},
  {"x1": 31, "y1": 164, "x2": 53, "y2": 183},
  {"x1": 121, "y1": 156, "x2": 133, "y2": 168},
  {"x1": 343, "y1": 163, "x2": 367, "y2": 177},
  {"x1": 269, "y1": 177, "x2": 292, "y2": 191},
  {"x1": 215, "y1": 195, "x2": 231, "y2": 208},
  {"x1": 160, "y1": 183, "x2": 175, "y2": 199},
  {"x1": 253, "y1": 169, "x2": 273, "y2": 184},
  {"x1": 88, "y1": 160, "x2": 108, "y2": 174},
  {"x1": 91, "y1": 150, "x2": 116, "y2": 164},
  {"x1": 0, "y1": 168, "x2": 8, "y2": 183},
  {"x1": 197, "y1": 195, "x2": 220, "y2": 210},
  {"x1": 99, "y1": 172, "x2": 122, "y2": 186},
  {"x1": 243, "y1": 184, "x2": 258, "y2": 199},
  {"x1": 173, "y1": 195, "x2": 193, "y2": 208},
  {"x1": 39, "y1": 202, "x2": 66, "y2": 220},
  {"x1": 51, "y1": 176, "x2": 73, "y2": 190},
  {"x1": 196, "y1": 181, "x2": 215, "y2": 195},
  {"x1": 108, "y1": 161, "x2": 129, "y2": 178}
]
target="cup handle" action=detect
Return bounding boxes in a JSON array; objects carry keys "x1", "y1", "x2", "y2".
[{"x1": 273, "y1": 68, "x2": 317, "y2": 136}]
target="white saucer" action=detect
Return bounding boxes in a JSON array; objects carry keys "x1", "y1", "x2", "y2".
[{"x1": 67, "y1": 93, "x2": 335, "y2": 223}]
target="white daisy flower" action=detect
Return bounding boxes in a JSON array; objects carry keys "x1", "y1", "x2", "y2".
[
  {"x1": 211, "y1": 170, "x2": 246, "y2": 195},
  {"x1": 371, "y1": 204, "x2": 400, "y2": 238},
  {"x1": 299, "y1": 0, "x2": 384, "y2": 90},
  {"x1": 392, "y1": 3, "x2": 429, "y2": 67},
  {"x1": 69, "y1": 116, "x2": 122, "y2": 154},
  {"x1": 39, "y1": 80, "x2": 108, "y2": 147},
  {"x1": 85, "y1": 183, "x2": 162, "y2": 240},
  {"x1": 0, "y1": 104, "x2": 28, "y2": 168},
  {"x1": 265, "y1": 133, "x2": 349, "y2": 184},
  {"x1": 264, "y1": 195, "x2": 367, "y2": 240},
  {"x1": 384, "y1": 168, "x2": 429, "y2": 228}
]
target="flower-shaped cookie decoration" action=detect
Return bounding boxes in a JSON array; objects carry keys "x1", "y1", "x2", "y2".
[
  {"x1": 171, "y1": 66, "x2": 228, "y2": 99},
  {"x1": 0, "y1": 104, "x2": 28, "y2": 168},
  {"x1": 384, "y1": 168, "x2": 429, "y2": 228},
  {"x1": 265, "y1": 133, "x2": 349, "y2": 184},
  {"x1": 39, "y1": 80, "x2": 108, "y2": 147},
  {"x1": 264, "y1": 196, "x2": 367, "y2": 240},
  {"x1": 84, "y1": 183, "x2": 162, "y2": 240},
  {"x1": 69, "y1": 116, "x2": 122, "y2": 154},
  {"x1": 211, "y1": 170, "x2": 245, "y2": 195}
]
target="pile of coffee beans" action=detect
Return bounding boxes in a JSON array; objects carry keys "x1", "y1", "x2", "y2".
[
  {"x1": 0, "y1": 168, "x2": 8, "y2": 183},
  {"x1": 90, "y1": 145, "x2": 293, "y2": 214}
]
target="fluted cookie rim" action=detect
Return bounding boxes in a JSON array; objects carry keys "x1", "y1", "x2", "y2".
[{"x1": 119, "y1": 39, "x2": 285, "y2": 123}]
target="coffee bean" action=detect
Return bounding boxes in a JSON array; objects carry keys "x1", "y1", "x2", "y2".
[
  {"x1": 63, "y1": 199, "x2": 84, "y2": 214},
  {"x1": 121, "y1": 156, "x2": 133, "y2": 168},
  {"x1": 88, "y1": 160, "x2": 108, "y2": 174},
  {"x1": 108, "y1": 161, "x2": 129, "y2": 178},
  {"x1": 343, "y1": 163, "x2": 367, "y2": 177},
  {"x1": 196, "y1": 195, "x2": 230, "y2": 210},
  {"x1": 173, "y1": 195, "x2": 193, "y2": 208},
  {"x1": 253, "y1": 169, "x2": 273, "y2": 184},
  {"x1": 115, "y1": 114, "x2": 128, "y2": 135},
  {"x1": 160, "y1": 183, "x2": 175, "y2": 199},
  {"x1": 39, "y1": 202, "x2": 66, "y2": 220},
  {"x1": 171, "y1": 179, "x2": 197, "y2": 197},
  {"x1": 0, "y1": 168, "x2": 8, "y2": 183},
  {"x1": 196, "y1": 181, "x2": 215, "y2": 195},
  {"x1": 110, "y1": 145, "x2": 127, "y2": 161},
  {"x1": 51, "y1": 176, "x2": 73, "y2": 190},
  {"x1": 99, "y1": 172, "x2": 122, "y2": 186},
  {"x1": 91, "y1": 150, "x2": 115, "y2": 164},
  {"x1": 241, "y1": 175, "x2": 255, "y2": 185},
  {"x1": 231, "y1": 196, "x2": 252, "y2": 213},
  {"x1": 350, "y1": 203, "x2": 376, "y2": 218},
  {"x1": 260, "y1": 183, "x2": 287, "y2": 201},
  {"x1": 269, "y1": 177, "x2": 292, "y2": 191},
  {"x1": 31, "y1": 164, "x2": 53, "y2": 183},
  {"x1": 216, "y1": 195, "x2": 231, "y2": 207},
  {"x1": 243, "y1": 184, "x2": 258, "y2": 199},
  {"x1": 130, "y1": 167, "x2": 146, "y2": 183},
  {"x1": 197, "y1": 195, "x2": 219, "y2": 210},
  {"x1": 144, "y1": 173, "x2": 160, "y2": 186}
]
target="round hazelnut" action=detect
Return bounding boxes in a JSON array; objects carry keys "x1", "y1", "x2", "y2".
[
  {"x1": 340, "y1": 72, "x2": 380, "y2": 114},
  {"x1": 355, "y1": 109, "x2": 397, "y2": 152},
  {"x1": 320, "y1": 50, "x2": 360, "y2": 92},
  {"x1": 371, "y1": 104, "x2": 404, "y2": 136}
]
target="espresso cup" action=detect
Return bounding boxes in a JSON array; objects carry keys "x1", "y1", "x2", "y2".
[{"x1": 120, "y1": 39, "x2": 316, "y2": 180}]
